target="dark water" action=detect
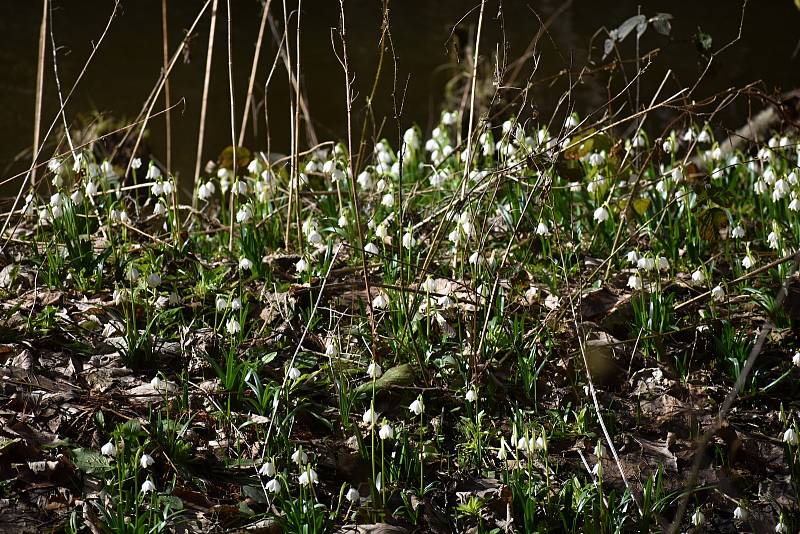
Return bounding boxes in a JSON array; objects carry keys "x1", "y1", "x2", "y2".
[{"x1": 2, "y1": 0, "x2": 799, "y2": 186}]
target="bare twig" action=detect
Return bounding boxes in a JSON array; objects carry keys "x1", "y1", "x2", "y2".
[{"x1": 192, "y1": 0, "x2": 219, "y2": 213}]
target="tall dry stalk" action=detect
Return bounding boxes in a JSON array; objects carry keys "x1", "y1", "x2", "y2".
[
  {"x1": 193, "y1": 0, "x2": 219, "y2": 212},
  {"x1": 31, "y1": 0, "x2": 48, "y2": 188},
  {"x1": 460, "y1": 0, "x2": 486, "y2": 201},
  {"x1": 161, "y1": 0, "x2": 172, "y2": 176},
  {"x1": 238, "y1": 0, "x2": 273, "y2": 147},
  {"x1": 225, "y1": 0, "x2": 237, "y2": 251},
  {"x1": 281, "y1": 0, "x2": 296, "y2": 250}
]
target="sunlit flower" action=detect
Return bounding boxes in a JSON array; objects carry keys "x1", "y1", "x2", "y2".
[
  {"x1": 741, "y1": 254, "x2": 754, "y2": 270},
  {"x1": 711, "y1": 285, "x2": 725, "y2": 301},
  {"x1": 146, "y1": 164, "x2": 161, "y2": 180},
  {"x1": 465, "y1": 389, "x2": 477, "y2": 403},
  {"x1": 536, "y1": 222, "x2": 550, "y2": 236},
  {"x1": 409, "y1": 397, "x2": 424, "y2": 415},
  {"x1": 731, "y1": 225, "x2": 745, "y2": 238},
  {"x1": 626, "y1": 251, "x2": 639, "y2": 264},
  {"x1": 691, "y1": 269, "x2": 705, "y2": 284},
  {"x1": 379, "y1": 423, "x2": 394, "y2": 440},
  {"x1": 402, "y1": 231, "x2": 416, "y2": 249},
  {"x1": 153, "y1": 202, "x2": 166, "y2": 216},
  {"x1": 288, "y1": 367, "x2": 301, "y2": 380},
  {"x1": 259, "y1": 461, "x2": 276, "y2": 477},
  {"x1": 594, "y1": 441, "x2": 607, "y2": 459},
  {"x1": 226, "y1": 317, "x2": 240, "y2": 335},
  {"x1": 140, "y1": 479, "x2": 156, "y2": 494},
  {"x1": 131, "y1": 158, "x2": 142, "y2": 170},
  {"x1": 372, "y1": 292, "x2": 389, "y2": 309},
  {"x1": 775, "y1": 517, "x2": 788, "y2": 533},
  {"x1": 367, "y1": 361, "x2": 382, "y2": 379},
  {"x1": 291, "y1": 448, "x2": 308, "y2": 465},
  {"x1": 637, "y1": 257, "x2": 656, "y2": 271},
  {"x1": 346, "y1": 486, "x2": 360, "y2": 503},
  {"x1": 298, "y1": 467, "x2": 318, "y2": 486},
  {"x1": 357, "y1": 170, "x2": 373, "y2": 190},
  {"x1": 783, "y1": 427, "x2": 798, "y2": 446},
  {"x1": 140, "y1": 453, "x2": 155, "y2": 469},
  {"x1": 101, "y1": 441, "x2": 116, "y2": 457},
  {"x1": 296, "y1": 258, "x2": 309, "y2": 273},
  {"x1": 768, "y1": 231, "x2": 780, "y2": 250},
  {"x1": 733, "y1": 506, "x2": 748, "y2": 521},
  {"x1": 692, "y1": 509, "x2": 705, "y2": 527},
  {"x1": 592, "y1": 461, "x2": 603, "y2": 477},
  {"x1": 627, "y1": 275, "x2": 642, "y2": 291},
  {"x1": 236, "y1": 205, "x2": 252, "y2": 224},
  {"x1": 265, "y1": 478, "x2": 281, "y2": 493},
  {"x1": 239, "y1": 257, "x2": 253, "y2": 271},
  {"x1": 364, "y1": 243, "x2": 379, "y2": 255},
  {"x1": 697, "y1": 130, "x2": 711, "y2": 144},
  {"x1": 146, "y1": 273, "x2": 161, "y2": 288},
  {"x1": 362, "y1": 408, "x2": 377, "y2": 426},
  {"x1": 593, "y1": 206, "x2": 609, "y2": 222},
  {"x1": 793, "y1": 351, "x2": 800, "y2": 367}
]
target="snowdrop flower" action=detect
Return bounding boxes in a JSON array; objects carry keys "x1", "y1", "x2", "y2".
[
  {"x1": 773, "y1": 178, "x2": 790, "y2": 201},
  {"x1": 375, "y1": 223, "x2": 388, "y2": 240},
  {"x1": 691, "y1": 269, "x2": 705, "y2": 285},
  {"x1": 307, "y1": 229, "x2": 323, "y2": 244},
  {"x1": 146, "y1": 273, "x2": 161, "y2": 288},
  {"x1": 287, "y1": 367, "x2": 302, "y2": 380},
  {"x1": 692, "y1": 509, "x2": 705, "y2": 526},
  {"x1": 534, "y1": 435, "x2": 547, "y2": 451},
  {"x1": 594, "y1": 441, "x2": 607, "y2": 460},
  {"x1": 775, "y1": 517, "x2": 788, "y2": 533},
  {"x1": 346, "y1": 486, "x2": 361, "y2": 503},
  {"x1": 126, "y1": 267, "x2": 139, "y2": 282},
  {"x1": 85, "y1": 180, "x2": 98, "y2": 196},
  {"x1": 236, "y1": 205, "x2": 252, "y2": 224},
  {"x1": 71, "y1": 189, "x2": 84, "y2": 205},
  {"x1": 423, "y1": 277, "x2": 437, "y2": 293},
  {"x1": 662, "y1": 138, "x2": 674, "y2": 154},
  {"x1": 588, "y1": 151, "x2": 605, "y2": 166},
  {"x1": 631, "y1": 132, "x2": 646, "y2": 148},
  {"x1": 140, "y1": 453, "x2": 155, "y2": 469},
  {"x1": 592, "y1": 461, "x2": 603, "y2": 477},
  {"x1": 731, "y1": 225, "x2": 745, "y2": 238},
  {"x1": 379, "y1": 423, "x2": 394, "y2": 440},
  {"x1": 658, "y1": 256, "x2": 670, "y2": 271},
  {"x1": 364, "y1": 243, "x2": 379, "y2": 255},
  {"x1": 101, "y1": 441, "x2": 116, "y2": 457},
  {"x1": 215, "y1": 296, "x2": 227, "y2": 312},
  {"x1": 626, "y1": 250, "x2": 639, "y2": 264},
  {"x1": 367, "y1": 361, "x2": 382, "y2": 379},
  {"x1": 259, "y1": 461, "x2": 276, "y2": 477},
  {"x1": 296, "y1": 258, "x2": 309, "y2": 273},
  {"x1": 131, "y1": 158, "x2": 142, "y2": 170},
  {"x1": 627, "y1": 275, "x2": 643, "y2": 291},
  {"x1": 229, "y1": 297, "x2": 241, "y2": 311},
  {"x1": 153, "y1": 202, "x2": 166, "y2": 216},
  {"x1": 442, "y1": 111, "x2": 457, "y2": 125},
  {"x1": 783, "y1": 427, "x2": 798, "y2": 445},
  {"x1": 536, "y1": 222, "x2": 550, "y2": 236},
  {"x1": 239, "y1": 257, "x2": 253, "y2": 271},
  {"x1": 233, "y1": 180, "x2": 247, "y2": 195},
  {"x1": 768, "y1": 231, "x2": 780, "y2": 250},
  {"x1": 497, "y1": 438, "x2": 508, "y2": 460},
  {"x1": 593, "y1": 206, "x2": 609, "y2": 222},
  {"x1": 146, "y1": 164, "x2": 162, "y2": 180},
  {"x1": 733, "y1": 506, "x2": 748, "y2": 521},
  {"x1": 357, "y1": 170, "x2": 373, "y2": 190},
  {"x1": 140, "y1": 479, "x2": 156, "y2": 494},
  {"x1": 372, "y1": 292, "x2": 389, "y2": 309},
  {"x1": 265, "y1": 478, "x2": 281, "y2": 493},
  {"x1": 374, "y1": 471, "x2": 383, "y2": 492},
  {"x1": 151, "y1": 181, "x2": 164, "y2": 196},
  {"x1": 226, "y1": 317, "x2": 240, "y2": 335},
  {"x1": 298, "y1": 467, "x2": 318, "y2": 486},
  {"x1": 468, "y1": 251, "x2": 483, "y2": 265},
  {"x1": 637, "y1": 257, "x2": 656, "y2": 271},
  {"x1": 381, "y1": 193, "x2": 395, "y2": 208},
  {"x1": 409, "y1": 397, "x2": 424, "y2": 415},
  {"x1": 741, "y1": 254, "x2": 754, "y2": 270},
  {"x1": 465, "y1": 389, "x2": 477, "y2": 403},
  {"x1": 291, "y1": 448, "x2": 308, "y2": 465},
  {"x1": 338, "y1": 213, "x2": 348, "y2": 227},
  {"x1": 790, "y1": 197, "x2": 800, "y2": 211},
  {"x1": 363, "y1": 408, "x2": 377, "y2": 426},
  {"x1": 113, "y1": 288, "x2": 129, "y2": 305},
  {"x1": 697, "y1": 129, "x2": 711, "y2": 144},
  {"x1": 793, "y1": 351, "x2": 800, "y2": 367},
  {"x1": 711, "y1": 285, "x2": 725, "y2": 301},
  {"x1": 402, "y1": 231, "x2": 416, "y2": 249}
]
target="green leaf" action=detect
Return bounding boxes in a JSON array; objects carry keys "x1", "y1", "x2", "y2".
[
  {"x1": 71, "y1": 447, "x2": 112, "y2": 475},
  {"x1": 354, "y1": 363, "x2": 415, "y2": 397}
]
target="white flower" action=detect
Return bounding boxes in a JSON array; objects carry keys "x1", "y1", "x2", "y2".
[
  {"x1": 381, "y1": 193, "x2": 395, "y2": 208},
  {"x1": 291, "y1": 448, "x2": 308, "y2": 465},
  {"x1": 627, "y1": 275, "x2": 642, "y2": 290},
  {"x1": 592, "y1": 461, "x2": 603, "y2": 477},
  {"x1": 338, "y1": 214, "x2": 348, "y2": 227},
  {"x1": 346, "y1": 487, "x2": 361, "y2": 503},
  {"x1": 364, "y1": 243, "x2": 379, "y2": 255},
  {"x1": 691, "y1": 269, "x2": 705, "y2": 284},
  {"x1": 409, "y1": 397, "x2": 424, "y2": 415},
  {"x1": 658, "y1": 256, "x2": 670, "y2": 271},
  {"x1": 362, "y1": 408, "x2": 377, "y2": 426},
  {"x1": 637, "y1": 257, "x2": 656, "y2": 271},
  {"x1": 379, "y1": 423, "x2": 394, "y2": 440},
  {"x1": 236, "y1": 206, "x2": 252, "y2": 224},
  {"x1": 70, "y1": 189, "x2": 84, "y2": 205},
  {"x1": 151, "y1": 181, "x2": 163, "y2": 196},
  {"x1": 626, "y1": 251, "x2": 639, "y2": 264},
  {"x1": 783, "y1": 427, "x2": 799, "y2": 445},
  {"x1": 288, "y1": 367, "x2": 302, "y2": 380},
  {"x1": 534, "y1": 435, "x2": 546, "y2": 451},
  {"x1": 140, "y1": 479, "x2": 156, "y2": 494},
  {"x1": 742, "y1": 255, "x2": 754, "y2": 270},
  {"x1": 775, "y1": 518, "x2": 788, "y2": 533},
  {"x1": 140, "y1": 454, "x2": 155, "y2": 469},
  {"x1": 442, "y1": 111, "x2": 457, "y2": 125},
  {"x1": 216, "y1": 296, "x2": 227, "y2": 312},
  {"x1": 265, "y1": 478, "x2": 281, "y2": 493},
  {"x1": 594, "y1": 442, "x2": 607, "y2": 459},
  {"x1": 662, "y1": 138, "x2": 674, "y2": 153},
  {"x1": 307, "y1": 230, "x2": 323, "y2": 245},
  {"x1": 497, "y1": 439, "x2": 508, "y2": 460},
  {"x1": 697, "y1": 130, "x2": 711, "y2": 144},
  {"x1": 465, "y1": 389, "x2": 477, "y2": 402},
  {"x1": 375, "y1": 223, "x2": 388, "y2": 240},
  {"x1": 367, "y1": 362, "x2": 382, "y2": 379},
  {"x1": 259, "y1": 461, "x2": 276, "y2": 477},
  {"x1": 146, "y1": 164, "x2": 162, "y2": 180},
  {"x1": 226, "y1": 317, "x2": 241, "y2": 335},
  {"x1": 153, "y1": 202, "x2": 166, "y2": 216},
  {"x1": 112, "y1": 288, "x2": 129, "y2": 305},
  {"x1": 731, "y1": 225, "x2": 745, "y2": 238},
  {"x1": 692, "y1": 509, "x2": 705, "y2": 526},
  {"x1": 790, "y1": 198, "x2": 800, "y2": 211},
  {"x1": 296, "y1": 258, "x2": 309, "y2": 273},
  {"x1": 131, "y1": 158, "x2": 142, "y2": 170},
  {"x1": 588, "y1": 151, "x2": 605, "y2": 166},
  {"x1": 298, "y1": 467, "x2": 318, "y2": 486},
  {"x1": 126, "y1": 267, "x2": 139, "y2": 283},
  {"x1": 793, "y1": 351, "x2": 800, "y2": 367},
  {"x1": 85, "y1": 180, "x2": 98, "y2": 196},
  {"x1": 711, "y1": 285, "x2": 725, "y2": 301},
  {"x1": 768, "y1": 231, "x2": 780, "y2": 250},
  {"x1": 468, "y1": 251, "x2": 483, "y2": 265},
  {"x1": 733, "y1": 506, "x2": 748, "y2": 521},
  {"x1": 372, "y1": 292, "x2": 389, "y2": 309},
  {"x1": 146, "y1": 273, "x2": 161, "y2": 288},
  {"x1": 239, "y1": 257, "x2": 253, "y2": 271},
  {"x1": 402, "y1": 231, "x2": 416, "y2": 248},
  {"x1": 773, "y1": 178, "x2": 790, "y2": 201},
  {"x1": 535, "y1": 222, "x2": 550, "y2": 236},
  {"x1": 101, "y1": 441, "x2": 116, "y2": 457},
  {"x1": 593, "y1": 206, "x2": 609, "y2": 222}
]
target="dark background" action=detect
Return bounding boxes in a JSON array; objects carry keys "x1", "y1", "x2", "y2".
[{"x1": 1, "y1": 0, "x2": 798, "y2": 187}]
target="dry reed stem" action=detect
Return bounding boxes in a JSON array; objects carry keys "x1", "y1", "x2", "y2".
[
  {"x1": 32, "y1": 0, "x2": 48, "y2": 188},
  {"x1": 192, "y1": 0, "x2": 219, "y2": 213},
  {"x1": 238, "y1": 0, "x2": 273, "y2": 147},
  {"x1": 225, "y1": 0, "x2": 237, "y2": 251},
  {"x1": 459, "y1": 0, "x2": 486, "y2": 202}
]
